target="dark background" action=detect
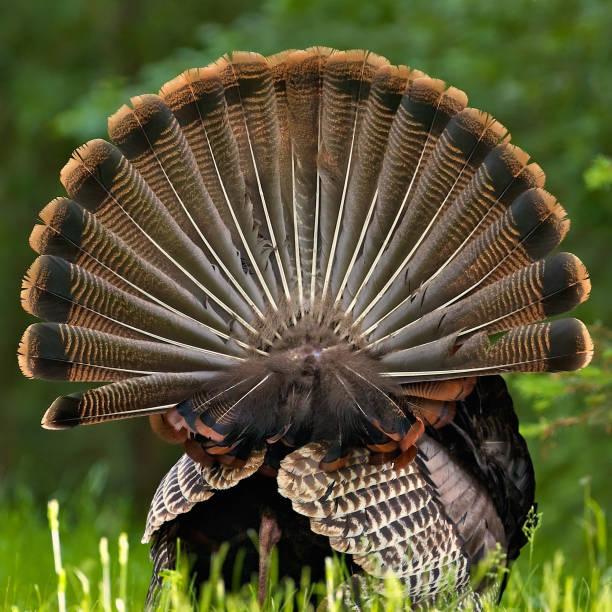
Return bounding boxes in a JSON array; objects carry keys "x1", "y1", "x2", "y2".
[{"x1": 1, "y1": 0, "x2": 611, "y2": 585}]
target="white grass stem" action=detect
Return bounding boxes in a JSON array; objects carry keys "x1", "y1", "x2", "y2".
[
  {"x1": 116, "y1": 532, "x2": 128, "y2": 611},
  {"x1": 99, "y1": 537, "x2": 112, "y2": 612},
  {"x1": 47, "y1": 499, "x2": 67, "y2": 612}
]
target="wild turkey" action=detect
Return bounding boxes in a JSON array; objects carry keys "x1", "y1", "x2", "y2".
[{"x1": 18, "y1": 48, "x2": 592, "y2": 607}]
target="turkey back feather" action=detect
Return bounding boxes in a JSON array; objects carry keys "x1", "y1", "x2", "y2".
[{"x1": 19, "y1": 47, "x2": 592, "y2": 605}]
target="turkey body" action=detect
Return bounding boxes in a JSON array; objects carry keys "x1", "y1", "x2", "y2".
[
  {"x1": 146, "y1": 375, "x2": 534, "y2": 605},
  {"x1": 18, "y1": 47, "x2": 592, "y2": 606}
]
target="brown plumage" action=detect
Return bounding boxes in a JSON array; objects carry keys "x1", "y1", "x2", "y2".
[{"x1": 18, "y1": 48, "x2": 592, "y2": 606}]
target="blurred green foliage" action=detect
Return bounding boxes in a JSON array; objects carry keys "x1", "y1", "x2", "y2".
[
  {"x1": 584, "y1": 155, "x2": 612, "y2": 192},
  {"x1": 1, "y1": 0, "x2": 611, "y2": 597}
]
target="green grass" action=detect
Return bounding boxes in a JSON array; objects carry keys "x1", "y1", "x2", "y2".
[{"x1": 1, "y1": 481, "x2": 610, "y2": 612}]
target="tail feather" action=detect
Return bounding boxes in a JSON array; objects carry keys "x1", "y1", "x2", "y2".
[
  {"x1": 229, "y1": 51, "x2": 294, "y2": 303},
  {"x1": 353, "y1": 108, "x2": 509, "y2": 325},
  {"x1": 21, "y1": 255, "x2": 242, "y2": 354},
  {"x1": 346, "y1": 77, "x2": 467, "y2": 309},
  {"x1": 381, "y1": 318, "x2": 593, "y2": 381},
  {"x1": 268, "y1": 50, "x2": 299, "y2": 280},
  {"x1": 160, "y1": 66, "x2": 279, "y2": 306},
  {"x1": 318, "y1": 49, "x2": 374, "y2": 299},
  {"x1": 31, "y1": 198, "x2": 229, "y2": 329},
  {"x1": 330, "y1": 63, "x2": 410, "y2": 301},
  {"x1": 41, "y1": 371, "x2": 217, "y2": 429},
  {"x1": 282, "y1": 48, "x2": 333, "y2": 304},
  {"x1": 215, "y1": 53, "x2": 287, "y2": 307},
  {"x1": 60, "y1": 139, "x2": 254, "y2": 325},
  {"x1": 108, "y1": 95, "x2": 267, "y2": 316},
  {"x1": 19, "y1": 322, "x2": 234, "y2": 383},
  {"x1": 374, "y1": 253, "x2": 590, "y2": 352}
]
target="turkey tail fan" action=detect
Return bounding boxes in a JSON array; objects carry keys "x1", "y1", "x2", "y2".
[{"x1": 19, "y1": 48, "x2": 593, "y2": 605}]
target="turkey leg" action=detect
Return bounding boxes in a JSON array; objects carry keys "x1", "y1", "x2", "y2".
[{"x1": 258, "y1": 511, "x2": 282, "y2": 606}]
